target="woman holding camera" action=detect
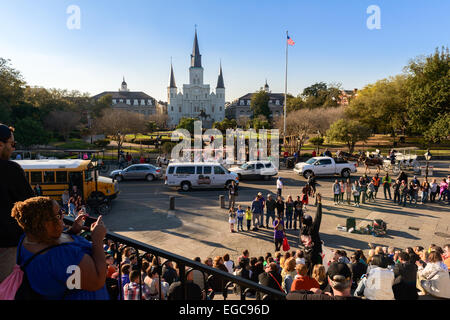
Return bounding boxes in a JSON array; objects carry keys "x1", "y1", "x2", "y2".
[{"x1": 12, "y1": 196, "x2": 109, "y2": 300}]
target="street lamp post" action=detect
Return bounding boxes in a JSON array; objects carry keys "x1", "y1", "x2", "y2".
[{"x1": 424, "y1": 149, "x2": 432, "y2": 180}]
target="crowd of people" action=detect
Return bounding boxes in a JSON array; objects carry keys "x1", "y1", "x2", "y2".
[
  {"x1": 187, "y1": 242, "x2": 450, "y2": 300},
  {"x1": 1, "y1": 123, "x2": 450, "y2": 301},
  {"x1": 331, "y1": 171, "x2": 450, "y2": 207}
]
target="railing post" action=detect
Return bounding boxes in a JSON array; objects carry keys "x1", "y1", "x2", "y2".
[
  {"x1": 179, "y1": 263, "x2": 186, "y2": 300},
  {"x1": 219, "y1": 195, "x2": 225, "y2": 208},
  {"x1": 169, "y1": 196, "x2": 175, "y2": 210},
  {"x1": 117, "y1": 245, "x2": 123, "y2": 300}
]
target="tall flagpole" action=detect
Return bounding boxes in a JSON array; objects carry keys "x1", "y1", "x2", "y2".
[{"x1": 284, "y1": 31, "x2": 288, "y2": 143}]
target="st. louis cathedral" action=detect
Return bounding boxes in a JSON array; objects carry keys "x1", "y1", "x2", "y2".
[{"x1": 167, "y1": 30, "x2": 225, "y2": 128}]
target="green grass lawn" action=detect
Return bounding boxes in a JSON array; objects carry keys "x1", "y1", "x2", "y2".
[{"x1": 51, "y1": 139, "x2": 96, "y2": 150}]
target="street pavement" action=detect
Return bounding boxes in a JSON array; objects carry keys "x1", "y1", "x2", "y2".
[{"x1": 101, "y1": 161, "x2": 450, "y2": 263}]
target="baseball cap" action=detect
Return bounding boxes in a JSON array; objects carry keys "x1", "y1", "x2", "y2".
[
  {"x1": 0, "y1": 124, "x2": 13, "y2": 142},
  {"x1": 327, "y1": 262, "x2": 352, "y2": 281},
  {"x1": 258, "y1": 192, "x2": 262, "y2": 196}
]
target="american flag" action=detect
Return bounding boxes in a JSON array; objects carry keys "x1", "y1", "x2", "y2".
[{"x1": 287, "y1": 35, "x2": 295, "y2": 46}]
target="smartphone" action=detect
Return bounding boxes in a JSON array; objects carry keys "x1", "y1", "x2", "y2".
[{"x1": 84, "y1": 216, "x2": 97, "y2": 229}]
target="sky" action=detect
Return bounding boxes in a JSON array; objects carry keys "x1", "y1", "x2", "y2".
[{"x1": 0, "y1": 0, "x2": 449, "y2": 102}]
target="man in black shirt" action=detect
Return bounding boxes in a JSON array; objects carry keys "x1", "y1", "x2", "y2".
[
  {"x1": 256, "y1": 262, "x2": 284, "y2": 300},
  {"x1": 287, "y1": 262, "x2": 361, "y2": 300},
  {"x1": 0, "y1": 124, "x2": 34, "y2": 282},
  {"x1": 167, "y1": 270, "x2": 203, "y2": 300},
  {"x1": 228, "y1": 180, "x2": 238, "y2": 209},
  {"x1": 162, "y1": 261, "x2": 179, "y2": 285},
  {"x1": 392, "y1": 252, "x2": 418, "y2": 300},
  {"x1": 265, "y1": 194, "x2": 276, "y2": 228}
]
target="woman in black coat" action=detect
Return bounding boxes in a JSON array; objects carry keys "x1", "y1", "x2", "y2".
[
  {"x1": 299, "y1": 193, "x2": 323, "y2": 275},
  {"x1": 275, "y1": 196, "x2": 285, "y2": 218}
]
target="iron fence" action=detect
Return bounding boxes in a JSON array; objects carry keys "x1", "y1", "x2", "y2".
[{"x1": 64, "y1": 217, "x2": 286, "y2": 301}]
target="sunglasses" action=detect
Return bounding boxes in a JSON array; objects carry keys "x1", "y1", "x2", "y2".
[
  {"x1": 1, "y1": 140, "x2": 17, "y2": 148},
  {"x1": 56, "y1": 208, "x2": 66, "y2": 220}
]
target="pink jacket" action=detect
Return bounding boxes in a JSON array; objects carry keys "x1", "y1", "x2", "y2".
[{"x1": 439, "y1": 182, "x2": 448, "y2": 194}]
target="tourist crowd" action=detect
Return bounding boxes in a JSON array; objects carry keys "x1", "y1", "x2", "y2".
[
  {"x1": 331, "y1": 171, "x2": 450, "y2": 207},
  {"x1": 1, "y1": 123, "x2": 449, "y2": 301}
]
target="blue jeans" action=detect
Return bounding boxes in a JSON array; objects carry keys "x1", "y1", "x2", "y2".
[
  {"x1": 422, "y1": 191, "x2": 428, "y2": 203},
  {"x1": 237, "y1": 218, "x2": 243, "y2": 231},
  {"x1": 266, "y1": 211, "x2": 275, "y2": 227},
  {"x1": 400, "y1": 193, "x2": 408, "y2": 206},
  {"x1": 286, "y1": 211, "x2": 293, "y2": 229}
]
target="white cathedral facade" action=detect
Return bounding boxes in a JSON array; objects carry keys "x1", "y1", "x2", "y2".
[{"x1": 167, "y1": 30, "x2": 225, "y2": 128}]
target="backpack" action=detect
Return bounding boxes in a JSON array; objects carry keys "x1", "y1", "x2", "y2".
[{"x1": 0, "y1": 237, "x2": 68, "y2": 300}]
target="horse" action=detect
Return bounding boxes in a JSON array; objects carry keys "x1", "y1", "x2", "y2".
[
  {"x1": 358, "y1": 153, "x2": 383, "y2": 174},
  {"x1": 336, "y1": 150, "x2": 360, "y2": 162}
]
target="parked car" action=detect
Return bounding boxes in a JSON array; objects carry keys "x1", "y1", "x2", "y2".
[
  {"x1": 293, "y1": 156, "x2": 357, "y2": 179},
  {"x1": 228, "y1": 160, "x2": 278, "y2": 180},
  {"x1": 165, "y1": 162, "x2": 239, "y2": 191},
  {"x1": 110, "y1": 164, "x2": 162, "y2": 182}
]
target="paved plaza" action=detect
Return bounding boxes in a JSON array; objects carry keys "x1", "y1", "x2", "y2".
[{"x1": 102, "y1": 161, "x2": 450, "y2": 262}]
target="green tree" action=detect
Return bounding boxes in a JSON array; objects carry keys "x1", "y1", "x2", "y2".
[
  {"x1": 302, "y1": 82, "x2": 328, "y2": 98},
  {"x1": 424, "y1": 113, "x2": 450, "y2": 143},
  {"x1": 251, "y1": 115, "x2": 270, "y2": 130},
  {"x1": 250, "y1": 90, "x2": 271, "y2": 119},
  {"x1": 213, "y1": 118, "x2": 237, "y2": 131},
  {"x1": 14, "y1": 117, "x2": 49, "y2": 147},
  {"x1": 91, "y1": 94, "x2": 112, "y2": 118},
  {"x1": 405, "y1": 47, "x2": 450, "y2": 133},
  {"x1": 176, "y1": 117, "x2": 197, "y2": 135},
  {"x1": 301, "y1": 82, "x2": 341, "y2": 109},
  {"x1": 326, "y1": 119, "x2": 372, "y2": 153},
  {"x1": 286, "y1": 94, "x2": 306, "y2": 112},
  {"x1": 309, "y1": 136, "x2": 325, "y2": 153},
  {"x1": 0, "y1": 58, "x2": 25, "y2": 109},
  {"x1": 346, "y1": 75, "x2": 409, "y2": 144},
  {"x1": 145, "y1": 121, "x2": 158, "y2": 133}
]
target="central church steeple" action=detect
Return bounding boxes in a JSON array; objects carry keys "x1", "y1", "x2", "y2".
[
  {"x1": 191, "y1": 28, "x2": 202, "y2": 68},
  {"x1": 189, "y1": 28, "x2": 204, "y2": 85}
]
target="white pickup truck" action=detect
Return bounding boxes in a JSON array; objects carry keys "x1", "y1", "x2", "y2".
[{"x1": 294, "y1": 156, "x2": 357, "y2": 179}]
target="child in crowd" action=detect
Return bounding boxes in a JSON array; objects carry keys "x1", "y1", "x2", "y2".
[
  {"x1": 236, "y1": 204, "x2": 244, "y2": 232},
  {"x1": 367, "y1": 180, "x2": 376, "y2": 202},
  {"x1": 301, "y1": 188, "x2": 309, "y2": 208},
  {"x1": 245, "y1": 206, "x2": 252, "y2": 231},
  {"x1": 228, "y1": 208, "x2": 236, "y2": 233},
  {"x1": 339, "y1": 180, "x2": 345, "y2": 204}
]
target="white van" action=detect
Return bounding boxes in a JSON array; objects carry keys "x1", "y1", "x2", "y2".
[{"x1": 165, "y1": 162, "x2": 239, "y2": 191}]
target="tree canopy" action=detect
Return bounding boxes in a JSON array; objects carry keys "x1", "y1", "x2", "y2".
[
  {"x1": 250, "y1": 90, "x2": 271, "y2": 119},
  {"x1": 405, "y1": 47, "x2": 450, "y2": 134},
  {"x1": 345, "y1": 75, "x2": 409, "y2": 141},
  {"x1": 326, "y1": 119, "x2": 372, "y2": 153}
]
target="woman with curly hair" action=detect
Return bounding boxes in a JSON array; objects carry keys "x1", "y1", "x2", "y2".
[
  {"x1": 12, "y1": 196, "x2": 109, "y2": 300},
  {"x1": 281, "y1": 257, "x2": 297, "y2": 293},
  {"x1": 312, "y1": 264, "x2": 328, "y2": 291}
]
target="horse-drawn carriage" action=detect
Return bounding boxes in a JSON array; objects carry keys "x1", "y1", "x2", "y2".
[
  {"x1": 336, "y1": 150, "x2": 383, "y2": 174},
  {"x1": 382, "y1": 147, "x2": 421, "y2": 175}
]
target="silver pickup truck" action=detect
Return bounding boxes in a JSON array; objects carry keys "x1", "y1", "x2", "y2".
[{"x1": 293, "y1": 156, "x2": 357, "y2": 179}]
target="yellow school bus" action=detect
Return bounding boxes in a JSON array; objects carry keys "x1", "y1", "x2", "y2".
[{"x1": 14, "y1": 159, "x2": 119, "y2": 201}]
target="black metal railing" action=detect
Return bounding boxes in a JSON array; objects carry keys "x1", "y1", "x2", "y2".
[{"x1": 64, "y1": 217, "x2": 286, "y2": 301}]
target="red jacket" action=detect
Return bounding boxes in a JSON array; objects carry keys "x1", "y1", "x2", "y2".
[{"x1": 290, "y1": 275, "x2": 320, "y2": 292}]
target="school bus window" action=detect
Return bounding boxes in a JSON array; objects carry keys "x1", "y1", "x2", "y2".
[
  {"x1": 84, "y1": 170, "x2": 93, "y2": 182},
  {"x1": 44, "y1": 171, "x2": 55, "y2": 183},
  {"x1": 56, "y1": 171, "x2": 68, "y2": 183},
  {"x1": 30, "y1": 172, "x2": 42, "y2": 184},
  {"x1": 25, "y1": 171, "x2": 30, "y2": 183}
]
